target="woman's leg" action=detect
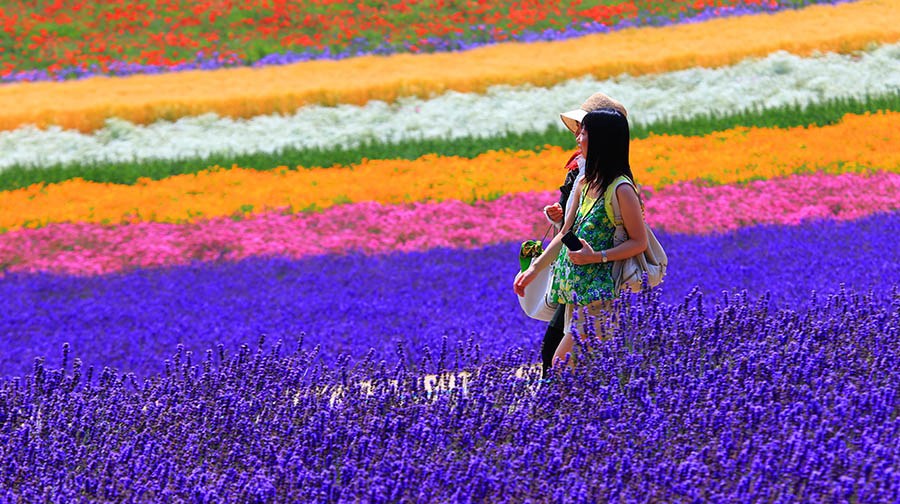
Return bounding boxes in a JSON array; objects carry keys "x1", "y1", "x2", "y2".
[
  {"x1": 540, "y1": 304, "x2": 566, "y2": 377},
  {"x1": 552, "y1": 304, "x2": 577, "y2": 369},
  {"x1": 552, "y1": 301, "x2": 613, "y2": 369}
]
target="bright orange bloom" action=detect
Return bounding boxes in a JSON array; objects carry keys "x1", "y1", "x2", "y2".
[{"x1": 1, "y1": 112, "x2": 898, "y2": 231}]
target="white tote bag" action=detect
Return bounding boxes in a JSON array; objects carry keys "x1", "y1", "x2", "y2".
[{"x1": 517, "y1": 261, "x2": 559, "y2": 321}]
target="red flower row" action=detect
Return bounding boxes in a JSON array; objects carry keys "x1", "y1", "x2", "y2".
[{"x1": 0, "y1": 0, "x2": 781, "y2": 78}]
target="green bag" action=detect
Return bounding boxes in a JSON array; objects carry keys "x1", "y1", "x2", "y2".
[
  {"x1": 519, "y1": 240, "x2": 544, "y2": 271},
  {"x1": 519, "y1": 225, "x2": 554, "y2": 272}
]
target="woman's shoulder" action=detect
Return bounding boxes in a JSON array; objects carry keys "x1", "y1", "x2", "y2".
[
  {"x1": 611, "y1": 175, "x2": 635, "y2": 190},
  {"x1": 615, "y1": 180, "x2": 637, "y2": 195},
  {"x1": 615, "y1": 180, "x2": 643, "y2": 213},
  {"x1": 601, "y1": 175, "x2": 634, "y2": 200}
]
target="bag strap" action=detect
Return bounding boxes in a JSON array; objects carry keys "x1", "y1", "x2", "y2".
[
  {"x1": 605, "y1": 175, "x2": 644, "y2": 226},
  {"x1": 540, "y1": 223, "x2": 554, "y2": 243}
]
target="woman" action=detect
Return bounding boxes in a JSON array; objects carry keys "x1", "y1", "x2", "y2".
[
  {"x1": 515, "y1": 108, "x2": 648, "y2": 369},
  {"x1": 538, "y1": 93, "x2": 628, "y2": 376}
]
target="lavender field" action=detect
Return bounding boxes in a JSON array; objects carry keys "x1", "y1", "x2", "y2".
[
  {"x1": 2, "y1": 212, "x2": 900, "y2": 500},
  {"x1": 3, "y1": 213, "x2": 900, "y2": 377},
  {"x1": 3, "y1": 0, "x2": 900, "y2": 501}
]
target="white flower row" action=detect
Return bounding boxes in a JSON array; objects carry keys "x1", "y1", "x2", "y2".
[{"x1": 2, "y1": 43, "x2": 899, "y2": 170}]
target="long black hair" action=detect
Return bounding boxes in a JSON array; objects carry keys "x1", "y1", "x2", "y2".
[{"x1": 581, "y1": 108, "x2": 634, "y2": 196}]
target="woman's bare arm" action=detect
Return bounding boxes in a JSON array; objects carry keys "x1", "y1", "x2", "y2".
[
  {"x1": 568, "y1": 183, "x2": 647, "y2": 265},
  {"x1": 604, "y1": 184, "x2": 648, "y2": 261},
  {"x1": 514, "y1": 179, "x2": 583, "y2": 295}
]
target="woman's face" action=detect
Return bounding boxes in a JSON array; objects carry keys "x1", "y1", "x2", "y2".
[{"x1": 576, "y1": 123, "x2": 588, "y2": 155}]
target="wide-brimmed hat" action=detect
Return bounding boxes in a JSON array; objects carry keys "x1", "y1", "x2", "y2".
[{"x1": 560, "y1": 92, "x2": 628, "y2": 134}]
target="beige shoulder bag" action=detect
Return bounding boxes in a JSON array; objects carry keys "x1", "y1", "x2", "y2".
[{"x1": 605, "y1": 176, "x2": 668, "y2": 293}]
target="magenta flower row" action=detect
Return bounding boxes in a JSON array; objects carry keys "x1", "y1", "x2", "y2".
[{"x1": 1, "y1": 171, "x2": 897, "y2": 276}]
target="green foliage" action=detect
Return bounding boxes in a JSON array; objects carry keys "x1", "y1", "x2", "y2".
[{"x1": 1, "y1": 92, "x2": 897, "y2": 191}]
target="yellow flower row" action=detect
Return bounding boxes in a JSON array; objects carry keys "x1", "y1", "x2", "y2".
[
  {"x1": 1, "y1": 0, "x2": 898, "y2": 133},
  {"x1": 1, "y1": 112, "x2": 898, "y2": 231}
]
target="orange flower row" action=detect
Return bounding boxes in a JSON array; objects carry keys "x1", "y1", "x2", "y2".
[
  {"x1": 0, "y1": 0, "x2": 897, "y2": 132},
  {"x1": 1, "y1": 112, "x2": 898, "y2": 231}
]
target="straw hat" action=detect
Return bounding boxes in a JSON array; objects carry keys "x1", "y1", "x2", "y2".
[{"x1": 559, "y1": 92, "x2": 628, "y2": 134}]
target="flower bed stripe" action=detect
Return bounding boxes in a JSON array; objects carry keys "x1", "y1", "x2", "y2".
[
  {"x1": 1, "y1": 281, "x2": 898, "y2": 501},
  {"x1": 1, "y1": 112, "x2": 897, "y2": 232},
  {"x1": 2, "y1": 210, "x2": 898, "y2": 378},
  {"x1": 3, "y1": 43, "x2": 899, "y2": 176},
  {"x1": 0, "y1": 0, "x2": 897, "y2": 133},
  {"x1": 3, "y1": 91, "x2": 898, "y2": 192},
  {"x1": 0, "y1": 0, "x2": 844, "y2": 83},
  {"x1": 2, "y1": 171, "x2": 897, "y2": 276}
]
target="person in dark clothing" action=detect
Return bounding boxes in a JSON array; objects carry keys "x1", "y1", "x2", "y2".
[{"x1": 538, "y1": 92, "x2": 628, "y2": 376}]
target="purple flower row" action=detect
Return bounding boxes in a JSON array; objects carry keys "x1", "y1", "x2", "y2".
[
  {"x1": 0, "y1": 0, "x2": 848, "y2": 84},
  {"x1": 1, "y1": 279, "x2": 897, "y2": 500},
  {"x1": 1, "y1": 211, "x2": 897, "y2": 381}
]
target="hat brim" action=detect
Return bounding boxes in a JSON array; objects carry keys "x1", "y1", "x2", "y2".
[{"x1": 560, "y1": 109, "x2": 587, "y2": 134}]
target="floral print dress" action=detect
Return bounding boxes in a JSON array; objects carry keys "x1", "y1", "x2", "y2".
[{"x1": 550, "y1": 185, "x2": 616, "y2": 305}]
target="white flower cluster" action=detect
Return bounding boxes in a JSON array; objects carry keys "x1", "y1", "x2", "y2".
[{"x1": 2, "y1": 43, "x2": 899, "y2": 171}]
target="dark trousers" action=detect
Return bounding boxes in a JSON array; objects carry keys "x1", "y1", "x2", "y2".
[{"x1": 541, "y1": 304, "x2": 567, "y2": 376}]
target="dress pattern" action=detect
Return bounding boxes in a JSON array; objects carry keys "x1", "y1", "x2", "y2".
[{"x1": 550, "y1": 185, "x2": 616, "y2": 305}]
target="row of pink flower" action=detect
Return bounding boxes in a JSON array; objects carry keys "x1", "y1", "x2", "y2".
[{"x1": 2, "y1": 171, "x2": 898, "y2": 276}]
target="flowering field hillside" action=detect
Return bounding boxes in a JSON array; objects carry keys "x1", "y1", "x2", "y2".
[
  {"x1": 1, "y1": 0, "x2": 900, "y2": 500},
  {"x1": 1, "y1": 0, "x2": 843, "y2": 82}
]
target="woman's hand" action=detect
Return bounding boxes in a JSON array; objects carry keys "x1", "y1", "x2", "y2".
[
  {"x1": 544, "y1": 203, "x2": 564, "y2": 223},
  {"x1": 568, "y1": 239, "x2": 597, "y2": 265},
  {"x1": 514, "y1": 268, "x2": 536, "y2": 297}
]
